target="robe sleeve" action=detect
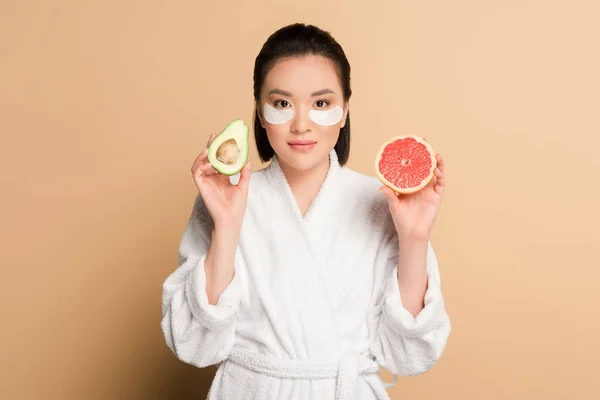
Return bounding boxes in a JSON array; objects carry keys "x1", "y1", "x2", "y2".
[
  {"x1": 160, "y1": 193, "x2": 242, "y2": 368},
  {"x1": 369, "y1": 230, "x2": 451, "y2": 377}
]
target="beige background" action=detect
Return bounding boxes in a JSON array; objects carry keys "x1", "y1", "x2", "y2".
[{"x1": 1, "y1": 0, "x2": 599, "y2": 399}]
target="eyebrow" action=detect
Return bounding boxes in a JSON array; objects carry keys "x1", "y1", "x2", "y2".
[
  {"x1": 267, "y1": 88, "x2": 336, "y2": 97},
  {"x1": 310, "y1": 88, "x2": 335, "y2": 96}
]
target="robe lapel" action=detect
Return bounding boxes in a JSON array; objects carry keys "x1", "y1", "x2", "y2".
[
  {"x1": 263, "y1": 150, "x2": 348, "y2": 352},
  {"x1": 264, "y1": 149, "x2": 342, "y2": 230}
]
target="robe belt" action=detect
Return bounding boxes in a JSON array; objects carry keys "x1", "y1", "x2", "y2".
[{"x1": 227, "y1": 347, "x2": 395, "y2": 400}]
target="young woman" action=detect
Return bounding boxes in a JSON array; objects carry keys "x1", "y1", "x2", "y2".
[{"x1": 161, "y1": 23, "x2": 451, "y2": 400}]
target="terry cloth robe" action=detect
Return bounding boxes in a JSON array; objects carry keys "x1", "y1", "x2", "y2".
[{"x1": 161, "y1": 149, "x2": 451, "y2": 400}]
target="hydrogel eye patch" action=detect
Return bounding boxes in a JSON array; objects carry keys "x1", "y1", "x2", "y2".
[
  {"x1": 263, "y1": 103, "x2": 344, "y2": 126},
  {"x1": 263, "y1": 103, "x2": 293, "y2": 125},
  {"x1": 308, "y1": 106, "x2": 344, "y2": 126}
]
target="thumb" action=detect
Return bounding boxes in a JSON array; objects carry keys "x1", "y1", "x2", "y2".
[
  {"x1": 237, "y1": 160, "x2": 251, "y2": 193},
  {"x1": 379, "y1": 186, "x2": 399, "y2": 204}
]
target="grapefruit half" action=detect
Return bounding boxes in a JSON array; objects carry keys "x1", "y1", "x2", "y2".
[{"x1": 375, "y1": 134, "x2": 437, "y2": 194}]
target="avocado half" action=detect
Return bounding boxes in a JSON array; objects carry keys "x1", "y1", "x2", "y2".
[{"x1": 207, "y1": 119, "x2": 249, "y2": 176}]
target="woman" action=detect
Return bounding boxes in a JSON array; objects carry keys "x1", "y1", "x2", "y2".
[{"x1": 161, "y1": 23, "x2": 451, "y2": 399}]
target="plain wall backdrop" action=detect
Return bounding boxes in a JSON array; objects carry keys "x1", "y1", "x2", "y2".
[{"x1": 1, "y1": 0, "x2": 599, "y2": 399}]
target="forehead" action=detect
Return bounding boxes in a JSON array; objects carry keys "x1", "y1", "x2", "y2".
[{"x1": 263, "y1": 55, "x2": 341, "y2": 95}]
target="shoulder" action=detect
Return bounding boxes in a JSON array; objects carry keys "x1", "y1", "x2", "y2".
[
  {"x1": 337, "y1": 166, "x2": 392, "y2": 228},
  {"x1": 239, "y1": 167, "x2": 280, "y2": 218},
  {"x1": 244, "y1": 167, "x2": 272, "y2": 198},
  {"x1": 339, "y1": 166, "x2": 382, "y2": 192}
]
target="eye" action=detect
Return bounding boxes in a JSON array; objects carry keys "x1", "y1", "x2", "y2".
[
  {"x1": 274, "y1": 100, "x2": 290, "y2": 108},
  {"x1": 315, "y1": 100, "x2": 329, "y2": 108}
]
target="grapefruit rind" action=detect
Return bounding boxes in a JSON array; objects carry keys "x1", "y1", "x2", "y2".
[{"x1": 374, "y1": 134, "x2": 437, "y2": 194}]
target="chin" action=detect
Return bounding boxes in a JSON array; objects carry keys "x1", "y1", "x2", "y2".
[{"x1": 276, "y1": 146, "x2": 330, "y2": 172}]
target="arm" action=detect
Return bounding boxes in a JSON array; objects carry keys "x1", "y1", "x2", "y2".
[
  {"x1": 369, "y1": 230, "x2": 451, "y2": 377},
  {"x1": 396, "y1": 236, "x2": 429, "y2": 317},
  {"x1": 160, "y1": 194, "x2": 242, "y2": 368},
  {"x1": 205, "y1": 225, "x2": 239, "y2": 305}
]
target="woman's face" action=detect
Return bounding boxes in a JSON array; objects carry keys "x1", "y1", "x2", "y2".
[{"x1": 258, "y1": 55, "x2": 348, "y2": 172}]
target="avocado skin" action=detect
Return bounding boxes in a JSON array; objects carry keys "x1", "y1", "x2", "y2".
[{"x1": 207, "y1": 119, "x2": 249, "y2": 176}]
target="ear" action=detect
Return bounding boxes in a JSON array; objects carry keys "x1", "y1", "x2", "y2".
[{"x1": 340, "y1": 102, "x2": 349, "y2": 128}]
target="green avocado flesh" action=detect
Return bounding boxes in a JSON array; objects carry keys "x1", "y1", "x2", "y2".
[{"x1": 207, "y1": 119, "x2": 249, "y2": 176}]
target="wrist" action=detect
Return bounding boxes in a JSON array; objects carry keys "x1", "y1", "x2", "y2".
[
  {"x1": 397, "y1": 230, "x2": 430, "y2": 243},
  {"x1": 212, "y1": 224, "x2": 241, "y2": 245}
]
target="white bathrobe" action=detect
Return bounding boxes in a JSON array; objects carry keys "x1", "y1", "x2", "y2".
[{"x1": 161, "y1": 149, "x2": 451, "y2": 400}]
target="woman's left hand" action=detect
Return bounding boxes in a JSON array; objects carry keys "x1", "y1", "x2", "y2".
[{"x1": 380, "y1": 153, "x2": 446, "y2": 240}]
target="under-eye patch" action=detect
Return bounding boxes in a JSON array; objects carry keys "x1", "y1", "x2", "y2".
[
  {"x1": 308, "y1": 106, "x2": 344, "y2": 126},
  {"x1": 263, "y1": 103, "x2": 293, "y2": 125}
]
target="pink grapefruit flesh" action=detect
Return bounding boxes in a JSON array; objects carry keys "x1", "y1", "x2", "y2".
[{"x1": 375, "y1": 135, "x2": 437, "y2": 194}]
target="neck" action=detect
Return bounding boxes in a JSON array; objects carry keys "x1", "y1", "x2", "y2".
[{"x1": 278, "y1": 155, "x2": 331, "y2": 216}]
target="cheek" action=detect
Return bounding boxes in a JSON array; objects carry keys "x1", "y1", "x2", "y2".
[
  {"x1": 265, "y1": 125, "x2": 289, "y2": 145},
  {"x1": 322, "y1": 126, "x2": 341, "y2": 144}
]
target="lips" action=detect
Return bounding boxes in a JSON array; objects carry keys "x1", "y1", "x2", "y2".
[
  {"x1": 288, "y1": 140, "x2": 317, "y2": 145},
  {"x1": 288, "y1": 140, "x2": 317, "y2": 152}
]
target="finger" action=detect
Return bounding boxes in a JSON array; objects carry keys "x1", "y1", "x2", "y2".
[
  {"x1": 195, "y1": 174, "x2": 212, "y2": 200},
  {"x1": 200, "y1": 162, "x2": 219, "y2": 176},
  {"x1": 436, "y1": 174, "x2": 445, "y2": 187},
  {"x1": 435, "y1": 180, "x2": 445, "y2": 196},
  {"x1": 191, "y1": 148, "x2": 208, "y2": 174},
  {"x1": 434, "y1": 172, "x2": 445, "y2": 195},
  {"x1": 237, "y1": 160, "x2": 251, "y2": 193},
  {"x1": 199, "y1": 147, "x2": 208, "y2": 161},
  {"x1": 192, "y1": 162, "x2": 205, "y2": 189},
  {"x1": 436, "y1": 153, "x2": 444, "y2": 173},
  {"x1": 435, "y1": 166, "x2": 445, "y2": 184},
  {"x1": 379, "y1": 186, "x2": 400, "y2": 203},
  {"x1": 206, "y1": 132, "x2": 217, "y2": 147},
  {"x1": 192, "y1": 164, "x2": 209, "y2": 182}
]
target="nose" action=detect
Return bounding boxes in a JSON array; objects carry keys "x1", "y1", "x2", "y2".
[{"x1": 290, "y1": 106, "x2": 311, "y2": 134}]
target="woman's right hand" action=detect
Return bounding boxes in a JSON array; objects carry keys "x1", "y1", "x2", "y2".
[{"x1": 191, "y1": 132, "x2": 251, "y2": 234}]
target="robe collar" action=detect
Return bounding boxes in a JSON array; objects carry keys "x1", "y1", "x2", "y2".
[{"x1": 264, "y1": 149, "x2": 342, "y2": 226}]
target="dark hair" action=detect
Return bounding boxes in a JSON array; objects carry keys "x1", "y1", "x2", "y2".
[{"x1": 252, "y1": 23, "x2": 352, "y2": 166}]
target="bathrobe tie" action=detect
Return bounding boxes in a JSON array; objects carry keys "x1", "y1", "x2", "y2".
[{"x1": 227, "y1": 347, "x2": 397, "y2": 399}]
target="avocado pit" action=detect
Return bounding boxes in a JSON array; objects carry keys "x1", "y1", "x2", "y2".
[
  {"x1": 215, "y1": 138, "x2": 240, "y2": 165},
  {"x1": 207, "y1": 118, "x2": 249, "y2": 176}
]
